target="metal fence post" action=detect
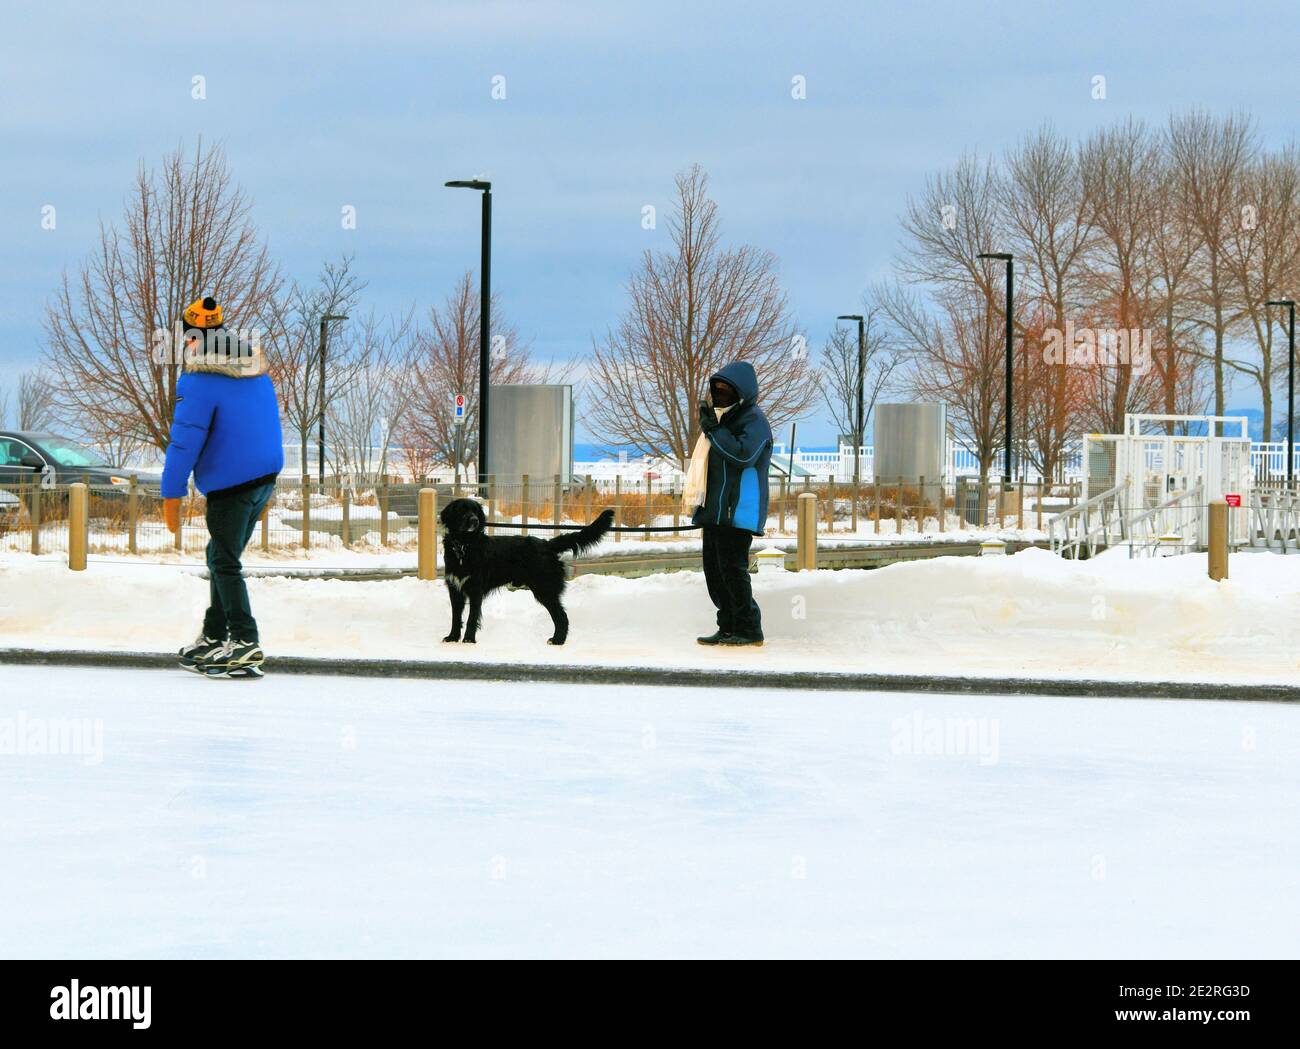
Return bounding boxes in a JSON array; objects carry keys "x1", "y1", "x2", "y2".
[
  {"x1": 554, "y1": 473, "x2": 562, "y2": 527},
  {"x1": 895, "y1": 476, "x2": 903, "y2": 535},
  {"x1": 68, "y1": 482, "x2": 87, "y2": 571},
  {"x1": 873, "y1": 478, "x2": 881, "y2": 534},
  {"x1": 341, "y1": 482, "x2": 351, "y2": 547},
  {"x1": 487, "y1": 474, "x2": 496, "y2": 535},
  {"x1": 379, "y1": 473, "x2": 389, "y2": 546},
  {"x1": 127, "y1": 474, "x2": 139, "y2": 555},
  {"x1": 302, "y1": 478, "x2": 311, "y2": 550},
  {"x1": 521, "y1": 473, "x2": 530, "y2": 537},
  {"x1": 30, "y1": 482, "x2": 41, "y2": 556},
  {"x1": 614, "y1": 474, "x2": 622, "y2": 543},
  {"x1": 825, "y1": 474, "x2": 834, "y2": 533},
  {"x1": 796, "y1": 491, "x2": 817, "y2": 570},
  {"x1": 417, "y1": 487, "x2": 437, "y2": 580}
]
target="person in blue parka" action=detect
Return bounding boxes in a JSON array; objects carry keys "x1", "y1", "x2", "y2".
[
  {"x1": 162, "y1": 297, "x2": 284, "y2": 676},
  {"x1": 689, "y1": 361, "x2": 773, "y2": 646}
]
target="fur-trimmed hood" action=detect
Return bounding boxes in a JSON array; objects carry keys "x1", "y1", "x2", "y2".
[{"x1": 183, "y1": 330, "x2": 268, "y2": 378}]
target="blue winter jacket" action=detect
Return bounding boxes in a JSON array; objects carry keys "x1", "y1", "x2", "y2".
[
  {"x1": 690, "y1": 361, "x2": 773, "y2": 536},
  {"x1": 161, "y1": 353, "x2": 284, "y2": 499}
]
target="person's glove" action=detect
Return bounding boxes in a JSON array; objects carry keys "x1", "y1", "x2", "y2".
[
  {"x1": 163, "y1": 498, "x2": 182, "y2": 534},
  {"x1": 698, "y1": 402, "x2": 720, "y2": 434}
]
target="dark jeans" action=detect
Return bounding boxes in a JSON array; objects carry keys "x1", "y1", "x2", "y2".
[
  {"x1": 702, "y1": 524, "x2": 762, "y2": 638},
  {"x1": 203, "y1": 483, "x2": 274, "y2": 643}
]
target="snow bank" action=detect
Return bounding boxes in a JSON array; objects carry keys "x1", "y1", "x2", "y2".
[{"x1": 2, "y1": 547, "x2": 1298, "y2": 686}]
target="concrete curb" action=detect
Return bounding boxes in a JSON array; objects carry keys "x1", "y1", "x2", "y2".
[{"x1": 0, "y1": 647, "x2": 1295, "y2": 702}]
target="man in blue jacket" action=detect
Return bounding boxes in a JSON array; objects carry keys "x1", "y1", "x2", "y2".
[
  {"x1": 162, "y1": 297, "x2": 284, "y2": 677},
  {"x1": 689, "y1": 361, "x2": 773, "y2": 647}
]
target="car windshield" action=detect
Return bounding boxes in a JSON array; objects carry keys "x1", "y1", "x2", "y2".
[{"x1": 37, "y1": 436, "x2": 113, "y2": 468}]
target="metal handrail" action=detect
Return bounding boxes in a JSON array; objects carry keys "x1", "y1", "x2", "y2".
[
  {"x1": 1124, "y1": 483, "x2": 1203, "y2": 558},
  {"x1": 1049, "y1": 483, "x2": 1125, "y2": 559}
]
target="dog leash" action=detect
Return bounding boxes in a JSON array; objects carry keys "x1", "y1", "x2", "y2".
[{"x1": 484, "y1": 523, "x2": 702, "y2": 533}]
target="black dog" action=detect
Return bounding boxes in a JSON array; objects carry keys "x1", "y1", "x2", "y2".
[{"x1": 439, "y1": 497, "x2": 615, "y2": 646}]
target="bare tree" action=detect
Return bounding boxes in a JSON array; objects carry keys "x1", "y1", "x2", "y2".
[
  {"x1": 265, "y1": 255, "x2": 366, "y2": 476},
  {"x1": 818, "y1": 302, "x2": 900, "y2": 444},
  {"x1": 1002, "y1": 124, "x2": 1096, "y2": 479},
  {"x1": 887, "y1": 285, "x2": 1007, "y2": 480},
  {"x1": 395, "y1": 271, "x2": 550, "y2": 476},
  {"x1": 1166, "y1": 110, "x2": 1258, "y2": 421},
  {"x1": 586, "y1": 164, "x2": 814, "y2": 466},
  {"x1": 898, "y1": 151, "x2": 1007, "y2": 301},
  {"x1": 1149, "y1": 154, "x2": 1208, "y2": 430},
  {"x1": 1221, "y1": 146, "x2": 1300, "y2": 434},
  {"x1": 42, "y1": 141, "x2": 281, "y2": 451},
  {"x1": 326, "y1": 309, "x2": 417, "y2": 484},
  {"x1": 1080, "y1": 118, "x2": 1163, "y2": 434},
  {"x1": 16, "y1": 370, "x2": 57, "y2": 431}
]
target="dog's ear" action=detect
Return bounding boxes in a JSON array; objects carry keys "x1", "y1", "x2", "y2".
[{"x1": 474, "y1": 502, "x2": 487, "y2": 527}]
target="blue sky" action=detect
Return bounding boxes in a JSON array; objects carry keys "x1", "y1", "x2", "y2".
[{"x1": 2, "y1": 0, "x2": 1297, "y2": 443}]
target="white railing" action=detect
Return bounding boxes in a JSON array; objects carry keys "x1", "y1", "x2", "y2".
[
  {"x1": 1123, "y1": 484, "x2": 1204, "y2": 557},
  {"x1": 1250, "y1": 486, "x2": 1300, "y2": 552},
  {"x1": 1251, "y1": 443, "x2": 1300, "y2": 479}
]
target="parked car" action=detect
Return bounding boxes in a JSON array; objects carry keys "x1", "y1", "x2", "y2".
[{"x1": 0, "y1": 432, "x2": 162, "y2": 510}]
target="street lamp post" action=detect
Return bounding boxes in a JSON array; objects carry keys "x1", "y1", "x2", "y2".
[
  {"x1": 1267, "y1": 299, "x2": 1296, "y2": 485},
  {"x1": 445, "y1": 179, "x2": 492, "y2": 484},
  {"x1": 978, "y1": 252, "x2": 1014, "y2": 484},
  {"x1": 317, "y1": 314, "x2": 348, "y2": 485},
  {"x1": 836, "y1": 314, "x2": 866, "y2": 513}
]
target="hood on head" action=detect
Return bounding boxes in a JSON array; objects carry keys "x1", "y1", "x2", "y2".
[{"x1": 710, "y1": 360, "x2": 759, "y2": 407}]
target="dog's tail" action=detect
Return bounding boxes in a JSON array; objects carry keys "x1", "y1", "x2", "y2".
[{"x1": 548, "y1": 508, "x2": 615, "y2": 556}]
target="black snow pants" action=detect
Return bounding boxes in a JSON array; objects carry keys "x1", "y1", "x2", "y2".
[{"x1": 701, "y1": 524, "x2": 762, "y2": 639}]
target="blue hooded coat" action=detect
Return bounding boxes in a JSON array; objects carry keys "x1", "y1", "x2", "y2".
[
  {"x1": 690, "y1": 361, "x2": 773, "y2": 536},
  {"x1": 161, "y1": 337, "x2": 284, "y2": 499}
]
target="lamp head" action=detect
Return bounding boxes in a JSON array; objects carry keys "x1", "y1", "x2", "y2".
[
  {"x1": 445, "y1": 179, "x2": 491, "y2": 191},
  {"x1": 837, "y1": 314, "x2": 864, "y2": 322},
  {"x1": 978, "y1": 252, "x2": 1013, "y2": 261}
]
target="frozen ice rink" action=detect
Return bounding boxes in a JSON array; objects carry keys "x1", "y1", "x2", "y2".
[{"x1": 1, "y1": 664, "x2": 1297, "y2": 958}]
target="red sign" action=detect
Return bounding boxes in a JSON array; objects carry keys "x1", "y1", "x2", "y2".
[{"x1": 1225, "y1": 494, "x2": 1241, "y2": 507}]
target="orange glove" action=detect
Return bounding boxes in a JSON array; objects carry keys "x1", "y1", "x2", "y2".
[{"x1": 163, "y1": 498, "x2": 182, "y2": 534}]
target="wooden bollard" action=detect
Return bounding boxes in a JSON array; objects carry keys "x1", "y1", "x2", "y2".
[
  {"x1": 68, "y1": 482, "x2": 87, "y2": 571},
  {"x1": 1208, "y1": 499, "x2": 1228, "y2": 581},
  {"x1": 417, "y1": 487, "x2": 437, "y2": 580},
  {"x1": 796, "y1": 491, "x2": 817, "y2": 571}
]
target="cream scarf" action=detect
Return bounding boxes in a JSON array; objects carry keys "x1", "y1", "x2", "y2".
[{"x1": 682, "y1": 405, "x2": 731, "y2": 514}]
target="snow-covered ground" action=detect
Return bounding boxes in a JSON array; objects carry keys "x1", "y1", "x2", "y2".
[
  {"x1": 1, "y1": 666, "x2": 1293, "y2": 958},
  {"x1": 2, "y1": 546, "x2": 1298, "y2": 686}
]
